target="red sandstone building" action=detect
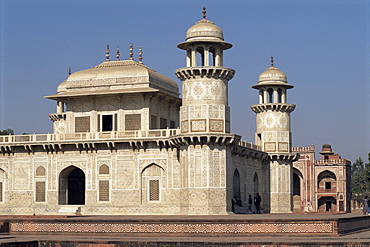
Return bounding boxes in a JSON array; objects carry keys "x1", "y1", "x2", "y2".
[{"x1": 292, "y1": 144, "x2": 351, "y2": 213}]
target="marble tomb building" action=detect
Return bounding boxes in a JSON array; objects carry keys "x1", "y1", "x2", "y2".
[{"x1": 0, "y1": 11, "x2": 351, "y2": 215}]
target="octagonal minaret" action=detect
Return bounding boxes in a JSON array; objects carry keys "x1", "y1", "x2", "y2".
[
  {"x1": 175, "y1": 8, "x2": 235, "y2": 134},
  {"x1": 251, "y1": 58, "x2": 298, "y2": 213}
]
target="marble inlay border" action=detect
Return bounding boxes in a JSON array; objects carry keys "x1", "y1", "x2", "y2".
[{"x1": 10, "y1": 222, "x2": 334, "y2": 234}]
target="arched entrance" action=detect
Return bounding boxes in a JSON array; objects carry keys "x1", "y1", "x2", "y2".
[
  {"x1": 233, "y1": 169, "x2": 241, "y2": 200},
  {"x1": 318, "y1": 196, "x2": 337, "y2": 212},
  {"x1": 59, "y1": 166, "x2": 85, "y2": 205},
  {"x1": 293, "y1": 169, "x2": 303, "y2": 212}
]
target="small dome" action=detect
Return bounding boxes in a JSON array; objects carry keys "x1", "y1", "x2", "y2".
[
  {"x1": 186, "y1": 19, "x2": 224, "y2": 42},
  {"x1": 259, "y1": 66, "x2": 287, "y2": 83},
  {"x1": 252, "y1": 66, "x2": 293, "y2": 89},
  {"x1": 322, "y1": 144, "x2": 332, "y2": 149},
  {"x1": 177, "y1": 18, "x2": 232, "y2": 50}
]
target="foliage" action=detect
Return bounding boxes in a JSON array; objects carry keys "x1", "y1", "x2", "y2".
[
  {"x1": 0, "y1": 129, "x2": 14, "y2": 135},
  {"x1": 351, "y1": 154, "x2": 370, "y2": 193}
]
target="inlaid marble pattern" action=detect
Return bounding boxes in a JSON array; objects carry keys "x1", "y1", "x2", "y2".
[{"x1": 10, "y1": 222, "x2": 334, "y2": 234}]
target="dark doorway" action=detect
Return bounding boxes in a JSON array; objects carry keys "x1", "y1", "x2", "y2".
[
  {"x1": 102, "y1": 115, "x2": 113, "y2": 131},
  {"x1": 326, "y1": 201, "x2": 332, "y2": 211},
  {"x1": 68, "y1": 168, "x2": 85, "y2": 205},
  {"x1": 59, "y1": 166, "x2": 85, "y2": 205}
]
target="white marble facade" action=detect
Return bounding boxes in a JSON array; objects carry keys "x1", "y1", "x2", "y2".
[{"x1": 0, "y1": 12, "x2": 298, "y2": 215}]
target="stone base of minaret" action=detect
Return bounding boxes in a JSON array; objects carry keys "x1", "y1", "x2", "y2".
[{"x1": 268, "y1": 154, "x2": 298, "y2": 213}]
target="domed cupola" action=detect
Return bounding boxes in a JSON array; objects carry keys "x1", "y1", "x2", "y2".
[
  {"x1": 176, "y1": 7, "x2": 233, "y2": 67},
  {"x1": 178, "y1": 9, "x2": 232, "y2": 51},
  {"x1": 252, "y1": 58, "x2": 293, "y2": 90},
  {"x1": 251, "y1": 57, "x2": 294, "y2": 104}
]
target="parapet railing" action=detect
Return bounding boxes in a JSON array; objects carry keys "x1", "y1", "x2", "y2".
[
  {"x1": 315, "y1": 159, "x2": 350, "y2": 165},
  {"x1": 292, "y1": 146, "x2": 315, "y2": 152},
  {"x1": 237, "y1": 140, "x2": 262, "y2": 151},
  {"x1": 0, "y1": 129, "x2": 181, "y2": 144}
]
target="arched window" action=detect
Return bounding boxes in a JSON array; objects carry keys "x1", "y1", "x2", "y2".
[
  {"x1": 317, "y1": 170, "x2": 336, "y2": 190},
  {"x1": 141, "y1": 164, "x2": 164, "y2": 203},
  {"x1": 99, "y1": 164, "x2": 109, "y2": 175},
  {"x1": 36, "y1": 166, "x2": 46, "y2": 177}
]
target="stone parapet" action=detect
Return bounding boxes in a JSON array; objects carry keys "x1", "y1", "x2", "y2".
[
  {"x1": 175, "y1": 67, "x2": 235, "y2": 81},
  {"x1": 315, "y1": 159, "x2": 351, "y2": 165},
  {"x1": 251, "y1": 103, "x2": 296, "y2": 113}
]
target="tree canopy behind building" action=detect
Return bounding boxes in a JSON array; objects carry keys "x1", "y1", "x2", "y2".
[
  {"x1": 351, "y1": 154, "x2": 370, "y2": 193},
  {"x1": 0, "y1": 129, "x2": 14, "y2": 135}
]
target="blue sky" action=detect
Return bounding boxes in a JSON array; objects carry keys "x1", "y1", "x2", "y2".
[{"x1": 0, "y1": 0, "x2": 369, "y2": 163}]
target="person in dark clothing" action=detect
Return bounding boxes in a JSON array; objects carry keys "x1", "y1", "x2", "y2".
[{"x1": 254, "y1": 193, "x2": 262, "y2": 214}]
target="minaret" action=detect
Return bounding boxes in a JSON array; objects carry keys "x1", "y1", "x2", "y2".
[
  {"x1": 175, "y1": 8, "x2": 235, "y2": 134},
  {"x1": 174, "y1": 8, "x2": 236, "y2": 215},
  {"x1": 251, "y1": 58, "x2": 298, "y2": 213}
]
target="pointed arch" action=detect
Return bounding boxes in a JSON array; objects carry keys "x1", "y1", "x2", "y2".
[
  {"x1": 36, "y1": 166, "x2": 46, "y2": 177},
  {"x1": 233, "y1": 169, "x2": 241, "y2": 200},
  {"x1": 293, "y1": 168, "x2": 304, "y2": 212},
  {"x1": 317, "y1": 170, "x2": 336, "y2": 189},
  {"x1": 59, "y1": 166, "x2": 85, "y2": 205},
  {"x1": 141, "y1": 163, "x2": 165, "y2": 203}
]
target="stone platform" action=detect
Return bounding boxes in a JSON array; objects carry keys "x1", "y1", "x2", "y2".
[{"x1": 0, "y1": 213, "x2": 370, "y2": 246}]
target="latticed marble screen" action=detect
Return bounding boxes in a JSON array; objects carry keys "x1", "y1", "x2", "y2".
[
  {"x1": 149, "y1": 180, "x2": 159, "y2": 201},
  {"x1": 99, "y1": 180, "x2": 109, "y2": 201},
  {"x1": 125, "y1": 114, "x2": 141, "y2": 130},
  {"x1": 75, "y1": 116, "x2": 90, "y2": 132},
  {"x1": 35, "y1": 181, "x2": 45, "y2": 202}
]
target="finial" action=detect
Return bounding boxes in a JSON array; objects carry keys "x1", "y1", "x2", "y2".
[
  {"x1": 202, "y1": 7, "x2": 207, "y2": 19},
  {"x1": 270, "y1": 56, "x2": 274, "y2": 67},
  {"x1": 68, "y1": 67, "x2": 71, "y2": 75},
  {"x1": 116, "y1": 47, "x2": 120, "y2": 61},
  {"x1": 138, "y1": 46, "x2": 143, "y2": 63},
  {"x1": 129, "y1": 43, "x2": 134, "y2": 60},
  {"x1": 105, "y1": 45, "x2": 110, "y2": 61}
]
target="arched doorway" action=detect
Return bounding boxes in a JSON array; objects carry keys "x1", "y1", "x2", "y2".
[
  {"x1": 59, "y1": 166, "x2": 85, "y2": 205},
  {"x1": 233, "y1": 169, "x2": 241, "y2": 200},
  {"x1": 293, "y1": 168, "x2": 303, "y2": 212},
  {"x1": 318, "y1": 196, "x2": 337, "y2": 212}
]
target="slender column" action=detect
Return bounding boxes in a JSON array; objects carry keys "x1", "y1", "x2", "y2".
[
  {"x1": 191, "y1": 49, "x2": 197, "y2": 67},
  {"x1": 204, "y1": 47, "x2": 209, "y2": 66},
  {"x1": 259, "y1": 90, "x2": 263, "y2": 104},
  {"x1": 57, "y1": 101, "x2": 64, "y2": 113},
  {"x1": 214, "y1": 49, "x2": 221, "y2": 66},
  {"x1": 273, "y1": 89, "x2": 278, "y2": 103},
  {"x1": 282, "y1": 89, "x2": 287, "y2": 103},
  {"x1": 263, "y1": 90, "x2": 267, "y2": 104},
  {"x1": 186, "y1": 50, "x2": 191, "y2": 67}
]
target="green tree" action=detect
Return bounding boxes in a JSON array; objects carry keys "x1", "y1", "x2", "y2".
[
  {"x1": 351, "y1": 154, "x2": 370, "y2": 193},
  {"x1": 0, "y1": 129, "x2": 14, "y2": 135}
]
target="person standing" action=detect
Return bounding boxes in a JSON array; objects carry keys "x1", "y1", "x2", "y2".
[
  {"x1": 362, "y1": 196, "x2": 369, "y2": 215},
  {"x1": 254, "y1": 193, "x2": 262, "y2": 214}
]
